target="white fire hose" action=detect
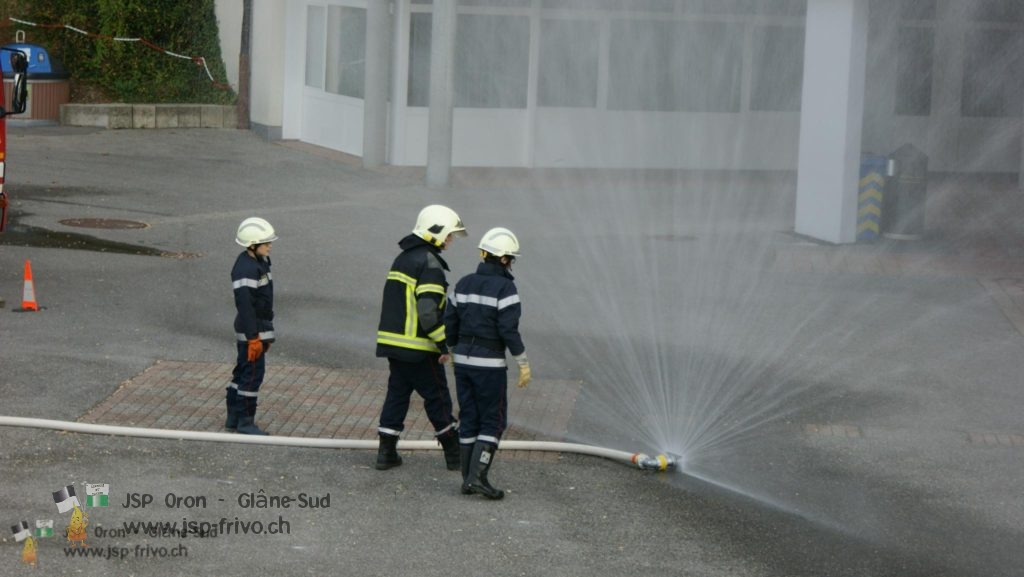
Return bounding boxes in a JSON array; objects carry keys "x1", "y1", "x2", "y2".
[{"x1": 0, "y1": 416, "x2": 677, "y2": 471}]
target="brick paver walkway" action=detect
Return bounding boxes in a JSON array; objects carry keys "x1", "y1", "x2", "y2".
[{"x1": 79, "y1": 361, "x2": 581, "y2": 462}]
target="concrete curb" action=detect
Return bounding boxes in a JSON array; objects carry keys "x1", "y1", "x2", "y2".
[{"x1": 60, "y1": 103, "x2": 239, "y2": 129}]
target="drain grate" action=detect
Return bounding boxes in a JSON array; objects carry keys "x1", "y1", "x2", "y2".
[{"x1": 59, "y1": 218, "x2": 149, "y2": 230}]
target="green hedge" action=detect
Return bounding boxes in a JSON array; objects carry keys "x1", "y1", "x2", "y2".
[{"x1": 2, "y1": 0, "x2": 234, "y2": 104}]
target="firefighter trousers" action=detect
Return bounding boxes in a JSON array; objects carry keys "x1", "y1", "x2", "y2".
[{"x1": 378, "y1": 356, "x2": 456, "y2": 436}]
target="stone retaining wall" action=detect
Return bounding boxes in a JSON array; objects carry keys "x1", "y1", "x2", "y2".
[{"x1": 60, "y1": 104, "x2": 238, "y2": 129}]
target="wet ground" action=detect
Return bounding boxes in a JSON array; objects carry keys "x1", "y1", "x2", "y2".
[{"x1": 1, "y1": 126, "x2": 1022, "y2": 576}]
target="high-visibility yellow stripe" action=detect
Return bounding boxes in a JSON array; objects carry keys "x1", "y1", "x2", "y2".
[
  {"x1": 387, "y1": 271, "x2": 417, "y2": 286},
  {"x1": 377, "y1": 331, "x2": 440, "y2": 352},
  {"x1": 415, "y1": 283, "x2": 445, "y2": 296},
  {"x1": 427, "y1": 326, "x2": 446, "y2": 341},
  {"x1": 405, "y1": 285, "x2": 416, "y2": 336}
]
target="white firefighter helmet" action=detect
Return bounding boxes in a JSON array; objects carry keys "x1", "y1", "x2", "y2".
[
  {"x1": 478, "y1": 227, "x2": 520, "y2": 258},
  {"x1": 235, "y1": 217, "x2": 278, "y2": 248},
  {"x1": 412, "y1": 205, "x2": 467, "y2": 247}
]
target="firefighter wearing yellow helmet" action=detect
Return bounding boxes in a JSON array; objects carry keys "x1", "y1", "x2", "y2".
[
  {"x1": 444, "y1": 227, "x2": 531, "y2": 500},
  {"x1": 374, "y1": 205, "x2": 467, "y2": 471}
]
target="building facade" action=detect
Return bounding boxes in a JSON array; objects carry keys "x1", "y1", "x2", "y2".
[
  {"x1": 214, "y1": 0, "x2": 1024, "y2": 243},
  {"x1": 216, "y1": 0, "x2": 1024, "y2": 173}
]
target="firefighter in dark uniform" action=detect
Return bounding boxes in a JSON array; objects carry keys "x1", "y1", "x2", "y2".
[
  {"x1": 375, "y1": 205, "x2": 467, "y2": 470},
  {"x1": 227, "y1": 217, "x2": 278, "y2": 436},
  {"x1": 445, "y1": 227, "x2": 532, "y2": 500}
]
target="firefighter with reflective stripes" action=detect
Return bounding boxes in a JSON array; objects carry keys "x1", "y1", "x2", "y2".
[
  {"x1": 445, "y1": 227, "x2": 532, "y2": 500},
  {"x1": 227, "y1": 217, "x2": 278, "y2": 436},
  {"x1": 375, "y1": 205, "x2": 467, "y2": 470}
]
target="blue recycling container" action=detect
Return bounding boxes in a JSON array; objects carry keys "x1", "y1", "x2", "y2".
[
  {"x1": 1, "y1": 43, "x2": 69, "y2": 79},
  {"x1": 1, "y1": 41, "x2": 71, "y2": 122}
]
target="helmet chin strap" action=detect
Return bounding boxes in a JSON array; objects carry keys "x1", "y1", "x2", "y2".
[
  {"x1": 247, "y1": 243, "x2": 269, "y2": 258},
  {"x1": 481, "y1": 251, "x2": 513, "y2": 269},
  {"x1": 426, "y1": 233, "x2": 451, "y2": 249}
]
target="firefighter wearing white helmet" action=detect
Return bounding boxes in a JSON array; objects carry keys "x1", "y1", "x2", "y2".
[
  {"x1": 411, "y1": 204, "x2": 468, "y2": 248},
  {"x1": 235, "y1": 216, "x2": 279, "y2": 248},
  {"x1": 374, "y1": 205, "x2": 466, "y2": 471},
  {"x1": 227, "y1": 217, "x2": 278, "y2": 435},
  {"x1": 477, "y1": 226, "x2": 520, "y2": 258},
  {"x1": 444, "y1": 226, "x2": 531, "y2": 500}
]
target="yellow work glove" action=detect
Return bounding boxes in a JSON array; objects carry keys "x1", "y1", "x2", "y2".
[
  {"x1": 247, "y1": 338, "x2": 264, "y2": 362},
  {"x1": 514, "y1": 353, "x2": 532, "y2": 388}
]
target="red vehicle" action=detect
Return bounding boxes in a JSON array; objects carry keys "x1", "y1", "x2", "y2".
[{"x1": 0, "y1": 48, "x2": 29, "y2": 231}]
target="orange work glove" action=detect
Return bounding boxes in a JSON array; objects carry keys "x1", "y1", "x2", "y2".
[{"x1": 247, "y1": 338, "x2": 264, "y2": 362}]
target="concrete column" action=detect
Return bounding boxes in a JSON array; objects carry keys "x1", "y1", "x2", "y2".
[
  {"x1": 524, "y1": 0, "x2": 540, "y2": 168},
  {"x1": 250, "y1": 0, "x2": 287, "y2": 140},
  {"x1": 930, "y1": 0, "x2": 965, "y2": 171},
  {"x1": 739, "y1": 20, "x2": 754, "y2": 114},
  {"x1": 794, "y1": 0, "x2": 870, "y2": 244},
  {"x1": 364, "y1": 0, "x2": 391, "y2": 168},
  {"x1": 426, "y1": 0, "x2": 457, "y2": 188},
  {"x1": 861, "y1": 0, "x2": 898, "y2": 154},
  {"x1": 280, "y1": 2, "x2": 305, "y2": 140},
  {"x1": 389, "y1": 0, "x2": 411, "y2": 165},
  {"x1": 596, "y1": 17, "x2": 610, "y2": 111}
]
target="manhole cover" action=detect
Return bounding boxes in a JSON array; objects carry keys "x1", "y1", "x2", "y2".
[{"x1": 59, "y1": 218, "x2": 149, "y2": 230}]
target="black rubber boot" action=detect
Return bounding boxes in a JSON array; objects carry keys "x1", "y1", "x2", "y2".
[
  {"x1": 459, "y1": 444, "x2": 473, "y2": 494},
  {"x1": 437, "y1": 429, "x2": 460, "y2": 471},
  {"x1": 236, "y1": 415, "x2": 268, "y2": 435},
  {"x1": 465, "y1": 442, "x2": 504, "y2": 500},
  {"x1": 224, "y1": 387, "x2": 239, "y2": 430},
  {"x1": 375, "y1": 433, "x2": 402, "y2": 470}
]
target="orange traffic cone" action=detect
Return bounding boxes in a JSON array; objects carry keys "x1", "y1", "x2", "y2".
[{"x1": 20, "y1": 260, "x2": 39, "y2": 311}]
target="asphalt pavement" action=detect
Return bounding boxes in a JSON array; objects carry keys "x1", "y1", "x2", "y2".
[{"x1": 1, "y1": 126, "x2": 1022, "y2": 577}]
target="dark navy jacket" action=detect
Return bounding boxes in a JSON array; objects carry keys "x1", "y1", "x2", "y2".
[
  {"x1": 445, "y1": 261, "x2": 525, "y2": 370},
  {"x1": 232, "y1": 251, "x2": 275, "y2": 342},
  {"x1": 376, "y1": 234, "x2": 450, "y2": 362}
]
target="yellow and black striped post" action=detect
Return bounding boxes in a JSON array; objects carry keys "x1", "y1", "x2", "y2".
[{"x1": 857, "y1": 156, "x2": 887, "y2": 242}]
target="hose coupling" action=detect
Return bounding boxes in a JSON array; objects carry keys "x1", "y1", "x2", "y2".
[{"x1": 631, "y1": 453, "x2": 677, "y2": 472}]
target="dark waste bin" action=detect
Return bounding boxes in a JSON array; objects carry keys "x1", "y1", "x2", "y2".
[{"x1": 881, "y1": 143, "x2": 928, "y2": 240}]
